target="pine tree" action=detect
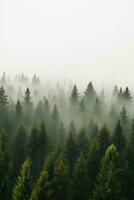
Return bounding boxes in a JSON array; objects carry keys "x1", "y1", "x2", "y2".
[
  {"x1": 50, "y1": 104, "x2": 60, "y2": 142},
  {"x1": 12, "y1": 160, "x2": 32, "y2": 200},
  {"x1": 126, "y1": 119, "x2": 134, "y2": 200},
  {"x1": 0, "y1": 128, "x2": 9, "y2": 200},
  {"x1": 123, "y1": 87, "x2": 132, "y2": 102},
  {"x1": 92, "y1": 144, "x2": 123, "y2": 200},
  {"x1": 15, "y1": 100, "x2": 23, "y2": 122},
  {"x1": 112, "y1": 120, "x2": 126, "y2": 155},
  {"x1": 77, "y1": 127, "x2": 89, "y2": 156},
  {"x1": 70, "y1": 85, "x2": 79, "y2": 106},
  {"x1": 84, "y1": 82, "x2": 96, "y2": 103},
  {"x1": 97, "y1": 125, "x2": 111, "y2": 158},
  {"x1": 28, "y1": 126, "x2": 39, "y2": 179},
  {"x1": 0, "y1": 87, "x2": 8, "y2": 127},
  {"x1": 120, "y1": 106, "x2": 129, "y2": 134},
  {"x1": 38, "y1": 122, "x2": 48, "y2": 171},
  {"x1": 29, "y1": 169, "x2": 49, "y2": 200},
  {"x1": 69, "y1": 153, "x2": 89, "y2": 200},
  {"x1": 12, "y1": 126, "x2": 27, "y2": 178},
  {"x1": 64, "y1": 122, "x2": 78, "y2": 175},
  {"x1": 24, "y1": 88, "x2": 33, "y2": 125},
  {"x1": 49, "y1": 159, "x2": 69, "y2": 200}
]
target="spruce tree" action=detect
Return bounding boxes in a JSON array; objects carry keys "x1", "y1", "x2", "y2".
[
  {"x1": 70, "y1": 85, "x2": 79, "y2": 106},
  {"x1": 29, "y1": 169, "x2": 49, "y2": 200},
  {"x1": 12, "y1": 160, "x2": 32, "y2": 200},
  {"x1": 69, "y1": 153, "x2": 89, "y2": 200},
  {"x1": 92, "y1": 144, "x2": 123, "y2": 200},
  {"x1": 12, "y1": 126, "x2": 27, "y2": 178},
  {"x1": 0, "y1": 128, "x2": 9, "y2": 200}
]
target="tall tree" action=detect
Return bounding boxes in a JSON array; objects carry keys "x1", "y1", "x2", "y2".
[
  {"x1": 112, "y1": 120, "x2": 126, "y2": 155},
  {"x1": 15, "y1": 100, "x2": 23, "y2": 123},
  {"x1": 24, "y1": 88, "x2": 33, "y2": 125},
  {"x1": 0, "y1": 128, "x2": 9, "y2": 200},
  {"x1": 92, "y1": 144, "x2": 123, "y2": 200},
  {"x1": 0, "y1": 87, "x2": 8, "y2": 128},
  {"x1": 84, "y1": 82, "x2": 96, "y2": 103},
  {"x1": 12, "y1": 160, "x2": 32, "y2": 200},
  {"x1": 69, "y1": 153, "x2": 89, "y2": 200},
  {"x1": 12, "y1": 126, "x2": 27, "y2": 178},
  {"x1": 70, "y1": 85, "x2": 79, "y2": 106},
  {"x1": 29, "y1": 169, "x2": 49, "y2": 200}
]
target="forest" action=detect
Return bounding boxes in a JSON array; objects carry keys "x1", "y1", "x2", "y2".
[{"x1": 0, "y1": 72, "x2": 134, "y2": 200}]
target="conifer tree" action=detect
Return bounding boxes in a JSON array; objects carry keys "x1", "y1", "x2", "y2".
[
  {"x1": 112, "y1": 120, "x2": 126, "y2": 155},
  {"x1": 0, "y1": 128, "x2": 9, "y2": 200},
  {"x1": 65, "y1": 122, "x2": 78, "y2": 175},
  {"x1": 24, "y1": 88, "x2": 33, "y2": 125},
  {"x1": 70, "y1": 85, "x2": 79, "y2": 106},
  {"x1": 84, "y1": 82, "x2": 96, "y2": 103},
  {"x1": 15, "y1": 100, "x2": 23, "y2": 122},
  {"x1": 0, "y1": 87, "x2": 8, "y2": 127},
  {"x1": 92, "y1": 145, "x2": 123, "y2": 200},
  {"x1": 12, "y1": 126, "x2": 27, "y2": 178},
  {"x1": 123, "y1": 87, "x2": 132, "y2": 102},
  {"x1": 29, "y1": 169, "x2": 49, "y2": 200},
  {"x1": 49, "y1": 159, "x2": 69, "y2": 200},
  {"x1": 12, "y1": 160, "x2": 32, "y2": 200},
  {"x1": 69, "y1": 153, "x2": 89, "y2": 200}
]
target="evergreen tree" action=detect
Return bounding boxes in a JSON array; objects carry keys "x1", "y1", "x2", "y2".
[
  {"x1": 0, "y1": 128, "x2": 9, "y2": 200},
  {"x1": 126, "y1": 119, "x2": 134, "y2": 200},
  {"x1": 50, "y1": 104, "x2": 60, "y2": 142},
  {"x1": 123, "y1": 87, "x2": 132, "y2": 102},
  {"x1": 70, "y1": 85, "x2": 79, "y2": 106},
  {"x1": 28, "y1": 126, "x2": 39, "y2": 179},
  {"x1": 77, "y1": 127, "x2": 89, "y2": 156},
  {"x1": 120, "y1": 106, "x2": 129, "y2": 134},
  {"x1": 29, "y1": 169, "x2": 49, "y2": 200},
  {"x1": 92, "y1": 144, "x2": 123, "y2": 200},
  {"x1": 84, "y1": 82, "x2": 96, "y2": 103},
  {"x1": 15, "y1": 100, "x2": 23, "y2": 122},
  {"x1": 64, "y1": 122, "x2": 78, "y2": 175},
  {"x1": 24, "y1": 88, "x2": 33, "y2": 125},
  {"x1": 112, "y1": 120, "x2": 126, "y2": 155},
  {"x1": 49, "y1": 159, "x2": 69, "y2": 200},
  {"x1": 0, "y1": 87, "x2": 8, "y2": 128},
  {"x1": 12, "y1": 126, "x2": 27, "y2": 178},
  {"x1": 69, "y1": 153, "x2": 89, "y2": 200},
  {"x1": 12, "y1": 160, "x2": 32, "y2": 200}
]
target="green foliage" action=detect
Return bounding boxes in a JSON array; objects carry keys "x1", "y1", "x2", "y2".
[
  {"x1": 12, "y1": 160, "x2": 32, "y2": 200},
  {"x1": 92, "y1": 144, "x2": 123, "y2": 200}
]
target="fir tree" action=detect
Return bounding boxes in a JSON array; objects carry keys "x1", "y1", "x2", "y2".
[
  {"x1": 12, "y1": 160, "x2": 32, "y2": 200},
  {"x1": 69, "y1": 153, "x2": 89, "y2": 200},
  {"x1": 92, "y1": 145, "x2": 123, "y2": 200}
]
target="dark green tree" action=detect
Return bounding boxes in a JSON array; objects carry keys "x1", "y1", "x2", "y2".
[
  {"x1": 0, "y1": 128, "x2": 9, "y2": 200},
  {"x1": 0, "y1": 87, "x2": 8, "y2": 128},
  {"x1": 69, "y1": 153, "x2": 89, "y2": 200},
  {"x1": 15, "y1": 100, "x2": 22, "y2": 119},
  {"x1": 29, "y1": 169, "x2": 49, "y2": 200},
  {"x1": 12, "y1": 160, "x2": 32, "y2": 200},
  {"x1": 12, "y1": 126, "x2": 27, "y2": 178},
  {"x1": 92, "y1": 144, "x2": 123, "y2": 200}
]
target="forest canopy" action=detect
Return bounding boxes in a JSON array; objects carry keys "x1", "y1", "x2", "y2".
[{"x1": 0, "y1": 72, "x2": 133, "y2": 200}]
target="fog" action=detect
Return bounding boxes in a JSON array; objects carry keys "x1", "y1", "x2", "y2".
[{"x1": 1, "y1": 0, "x2": 134, "y2": 87}]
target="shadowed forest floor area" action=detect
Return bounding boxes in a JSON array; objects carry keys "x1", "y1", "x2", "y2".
[{"x1": 0, "y1": 73, "x2": 134, "y2": 200}]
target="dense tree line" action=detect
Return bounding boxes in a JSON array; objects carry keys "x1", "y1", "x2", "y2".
[{"x1": 0, "y1": 73, "x2": 134, "y2": 200}]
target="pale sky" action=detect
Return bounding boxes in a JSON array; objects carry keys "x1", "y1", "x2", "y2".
[{"x1": 0, "y1": 0, "x2": 134, "y2": 86}]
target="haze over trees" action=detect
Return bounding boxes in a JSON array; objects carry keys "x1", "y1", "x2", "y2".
[{"x1": 0, "y1": 72, "x2": 134, "y2": 200}]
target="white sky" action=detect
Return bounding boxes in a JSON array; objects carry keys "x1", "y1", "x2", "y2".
[{"x1": 0, "y1": 0, "x2": 134, "y2": 86}]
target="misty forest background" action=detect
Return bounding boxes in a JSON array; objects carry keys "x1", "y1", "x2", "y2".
[{"x1": 0, "y1": 72, "x2": 134, "y2": 200}]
